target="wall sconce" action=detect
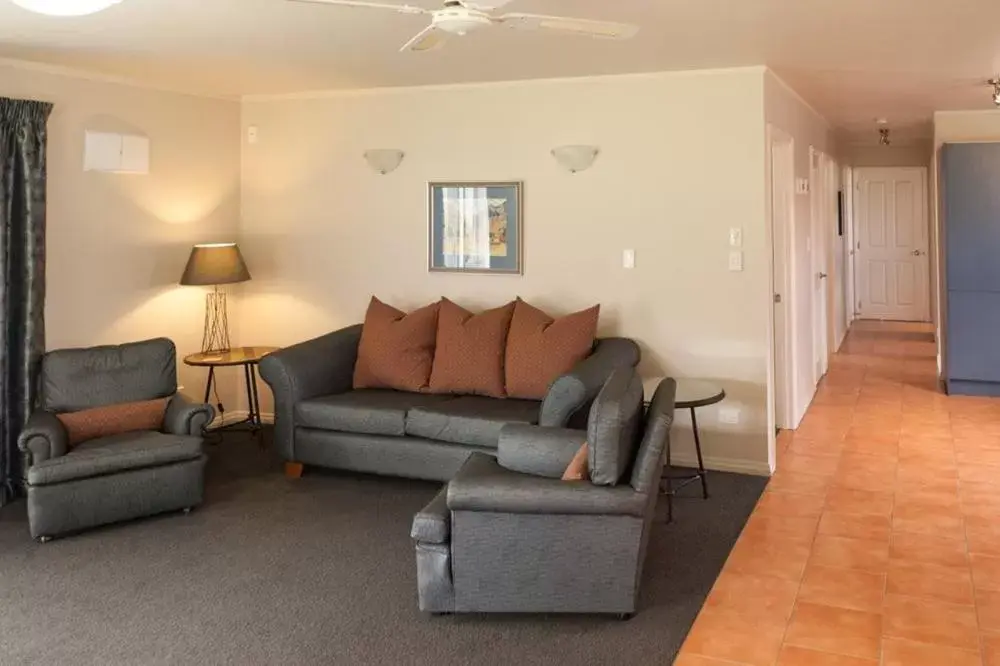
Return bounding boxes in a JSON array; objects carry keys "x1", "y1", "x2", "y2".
[
  {"x1": 364, "y1": 149, "x2": 405, "y2": 175},
  {"x1": 551, "y1": 145, "x2": 600, "y2": 173}
]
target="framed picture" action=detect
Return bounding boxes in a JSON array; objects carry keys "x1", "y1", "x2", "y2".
[{"x1": 428, "y1": 181, "x2": 523, "y2": 274}]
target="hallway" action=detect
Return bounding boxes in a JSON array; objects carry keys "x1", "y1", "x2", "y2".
[{"x1": 678, "y1": 320, "x2": 1000, "y2": 665}]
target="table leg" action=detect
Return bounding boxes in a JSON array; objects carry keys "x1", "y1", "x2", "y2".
[
  {"x1": 691, "y1": 407, "x2": 710, "y2": 499},
  {"x1": 244, "y1": 363, "x2": 257, "y2": 427},
  {"x1": 203, "y1": 366, "x2": 215, "y2": 406},
  {"x1": 665, "y1": 428, "x2": 674, "y2": 523}
]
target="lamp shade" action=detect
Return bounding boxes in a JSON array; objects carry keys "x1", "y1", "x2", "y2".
[{"x1": 180, "y1": 243, "x2": 251, "y2": 286}]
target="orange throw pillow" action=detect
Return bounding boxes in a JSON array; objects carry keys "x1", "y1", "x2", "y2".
[
  {"x1": 429, "y1": 299, "x2": 516, "y2": 398},
  {"x1": 57, "y1": 398, "x2": 170, "y2": 448},
  {"x1": 353, "y1": 296, "x2": 440, "y2": 392},
  {"x1": 562, "y1": 443, "x2": 589, "y2": 481},
  {"x1": 505, "y1": 298, "x2": 600, "y2": 400}
]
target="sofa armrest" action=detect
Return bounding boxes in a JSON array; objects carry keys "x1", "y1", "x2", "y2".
[
  {"x1": 496, "y1": 424, "x2": 587, "y2": 479},
  {"x1": 163, "y1": 394, "x2": 216, "y2": 436},
  {"x1": 258, "y1": 324, "x2": 363, "y2": 460},
  {"x1": 539, "y1": 338, "x2": 640, "y2": 428},
  {"x1": 447, "y1": 452, "x2": 647, "y2": 518},
  {"x1": 17, "y1": 411, "x2": 69, "y2": 466},
  {"x1": 411, "y1": 485, "x2": 450, "y2": 544}
]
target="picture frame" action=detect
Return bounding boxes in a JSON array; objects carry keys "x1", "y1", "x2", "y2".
[{"x1": 428, "y1": 181, "x2": 523, "y2": 274}]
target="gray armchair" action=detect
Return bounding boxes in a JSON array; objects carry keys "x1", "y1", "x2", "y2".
[
  {"x1": 412, "y1": 369, "x2": 677, "y2": 617},
  {"x1": 18, "y1": 338, "x2": 214, "y2": 541}
]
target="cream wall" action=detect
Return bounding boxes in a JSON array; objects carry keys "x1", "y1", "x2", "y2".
[
  {"x1": 764, "y1": 71, "x2": 838, "y2": 429},
  {"x1": 240, "y1": 68, "x2": 773, "y2": 474},
  {"x1": 931, "y1": 111, "x2": 1000, "y2": 377},
  {"x1": 0, "y1": 62, "x2": 243, "y2": 408},
  {"x1": 843, "y1": 142, "x2": 932, "y2": 168}
]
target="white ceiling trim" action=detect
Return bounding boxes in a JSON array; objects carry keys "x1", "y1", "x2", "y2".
[
  {"x1": 767, "y1": 69, "x2": 832, "y2": 131},
  {"x1": 240, "y1": 64, "x2": 768, "y2": 102},
  {"x1": 0, "y1": 56, "x2": 237, "y2": 101}
]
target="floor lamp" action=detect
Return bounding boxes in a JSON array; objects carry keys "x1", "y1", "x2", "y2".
[{"x1": 180, "y1": 243, "x2": 251, "y2": 354}]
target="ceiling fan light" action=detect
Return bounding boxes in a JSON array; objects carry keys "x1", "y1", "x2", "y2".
[{"x1": 10, "y1": 0, "x2": 123, "y2": 16}]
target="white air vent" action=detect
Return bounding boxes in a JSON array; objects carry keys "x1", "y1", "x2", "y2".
[{"x1": 84, "y1": 131, "x2": 149, "y2": 174}]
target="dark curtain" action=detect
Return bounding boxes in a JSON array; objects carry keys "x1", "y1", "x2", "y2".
[{"x1": 0, "y1": 98, "x2": 52, "y2": 506}]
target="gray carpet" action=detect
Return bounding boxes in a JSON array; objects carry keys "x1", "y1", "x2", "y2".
[{"x1": 0, "y1": 431, "x2": 766, "y2": 666}]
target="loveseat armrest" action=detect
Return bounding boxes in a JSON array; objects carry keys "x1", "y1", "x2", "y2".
[
  {"x1": 539, "y1": 338, "x2": 640, "y2": 428},
  {"x1": 258, "y1": 324, "x2": 363, "y2": 460},
  {"x1": 447, "y1": 452, "x2": 646, "y2": 518},
  {"x1": 18, "y1": 411, "x2": 69, "y2": 466},
  {"x1": 411, "y1": 485, "x2": 450, "y2": 544},
  {"x1": 497, "y1": 424, "x2": 587, "y2": 479},
  {"x1": 164, "y1": 394, "x2": 216, "y2": 436}
]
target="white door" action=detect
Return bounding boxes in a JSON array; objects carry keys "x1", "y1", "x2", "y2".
[
  {"x1": 811, "y1": 149, "x2": 830, "y2": 381},
  {"x1": 854, "y1": 167, "x2": 931, "y2": 322},
  {"x1": 769, "y1": 127, "x2": 795, "y2": 430}
]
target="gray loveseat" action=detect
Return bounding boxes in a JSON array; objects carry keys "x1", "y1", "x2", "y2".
[
  {"x1": 18, "y1": 338, "x2": 214, "y2": 541},
  {"x1": 412, "y1": 369, "x2": 677, "y2": 616},
  {"x1": 259, "y1": 324, "x2": 640, "y2": 481}
]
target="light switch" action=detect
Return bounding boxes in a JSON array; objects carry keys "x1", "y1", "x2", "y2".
[
  {"x1": 622, "y1": 249, "x2": 635, "y2": 269},
  {"x1": 729, "y1": 227, "x2": 743, "y2": 248},
  {"x1": 728, "y1": 251, "x2": 744, "y2": 272},
  {"x1": 247, "y1": 126, "x2": 259, "y2": 144}
]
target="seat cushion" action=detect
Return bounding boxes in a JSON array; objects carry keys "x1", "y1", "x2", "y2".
[
  {"x1": 295, "y1": 390, "x2": 451, "y2": 437},
  {"x1": 27, "y1": 431, "x2": 203, "y2": 487},
  {"x1": 405, "y1": 396, "x2": 541, "y2": 448}
]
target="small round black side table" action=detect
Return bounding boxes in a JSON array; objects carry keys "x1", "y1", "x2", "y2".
[
  {"x1": 660, "y1": 379, "x2": 726, "y2": 523},
  {"x1": 184, "y1": 346, "x2": 279, "y2": 439}
]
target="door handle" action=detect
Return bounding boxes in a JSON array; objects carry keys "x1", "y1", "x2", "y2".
[
  {"x1": 818, "y1": 273, "x2": 828, "y2": 279},
  {"x1": 912, "y1": 249, "x2": 926, "y2": 256}
]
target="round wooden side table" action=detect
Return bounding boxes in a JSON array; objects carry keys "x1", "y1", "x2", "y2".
[{"x1": 184, "y1": 346, "x2": 279, "y2": 435}]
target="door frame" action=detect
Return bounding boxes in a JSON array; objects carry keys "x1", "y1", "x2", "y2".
[
  {"x1": 852, "y1": 166, "x2": 932, "y2": 322},
  {"x1": 810, "y1": 148, "x2": 831, "y2": 384},
  {"x1": 766, "y1": 124, "x2": 796, "y2": 471},
  {"x1": 844, "y1": 165, "x2": 857, "y2": 330}
]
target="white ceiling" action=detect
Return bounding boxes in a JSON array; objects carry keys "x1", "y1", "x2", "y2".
[{"x1": 2, "y1": 0, "x2": 1000, "y2": 142}]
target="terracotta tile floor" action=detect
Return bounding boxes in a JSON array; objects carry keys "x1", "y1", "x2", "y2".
[{"x1": 677, "y1": 320, "x2": 1000, "y2": 666}]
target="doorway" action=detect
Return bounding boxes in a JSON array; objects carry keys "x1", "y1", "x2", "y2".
[
  {"x1": 811, "y1": 149, "x2": 832, "y2": 383},
  {"x1": 768, "y1": 126, "x2": 795, "y2": 436},
  {"x1": 853, "y1": 167, "x2": 931, "y2": 322}
]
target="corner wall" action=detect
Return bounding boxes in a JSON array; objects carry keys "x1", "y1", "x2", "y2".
[
  {"x1": 240, "y1": 68, "x2": 773, "y2": 474},
  {"x1": 0, "y1": 62, "x2": 243, "y2": 407}
]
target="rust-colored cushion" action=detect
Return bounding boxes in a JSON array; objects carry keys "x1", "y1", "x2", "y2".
[
  {"x1": 429, "y1": 299, "x2": 516, "y2": 398},
  {"x1": 353, "y1": 296, "x2": 441, "y2": 392},
  {"x1": 504, "y1": 299, "x2": 600, "y2": 400},
  {"x1": 57, "y1": 398, "x2": 170, "y2": 448},
  {"x1": 562, "y1": 442, "x2": 589, "y2": 481}
]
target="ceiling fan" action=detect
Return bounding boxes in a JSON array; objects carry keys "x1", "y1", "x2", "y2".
[{"x1": 287, "y1": 0, "x2": 639, "y2": 52}]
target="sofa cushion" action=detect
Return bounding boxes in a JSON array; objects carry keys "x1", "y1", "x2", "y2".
[
  {"x1": 587, "y1": 368, "x2": 644, "y2": 486},
  {"x1": 57, "y1": 397, "x2": 170, "y2": 448},
  {"x1": 429, "y1": 298, "x2": 515, "y2": 398},
  {"x1": 296, "y1": 390, "x2": 451, "y2": 437},
  {"x1": 504, "y1": 298, "x2": 600, "y2": 400},
  {"x1": 405, "y1": 397, "x2": 541, "y2": 448},
  {"x1": 353, "y1": 296, "x2": 440, "y2": 392},
  {"x1": 27, "y1": 431, "x2": 203, "y2": 487}
]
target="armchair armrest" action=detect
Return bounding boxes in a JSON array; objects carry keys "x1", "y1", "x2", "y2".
[
  {"x1": 18, "y1": 411, "x2": 69, "y2": 466},
  {"x1": 447, "y1": 452, "x2": 647, "y2": 518},
  {"x1": 496, "y1": 424, "x2": 587, "y2": 479},
  {"x1": 258, "y1": 324, "x2": 363, "y2": 460},
  {"x1": 411, "y1": 485, "x2": 450, "y2": 544},
  {"x1": 539, "y1": 338, "x2": 640, "y2": 428},
  {"x1": 164, "y1": 394, "x2": 216, "y2": 436}
]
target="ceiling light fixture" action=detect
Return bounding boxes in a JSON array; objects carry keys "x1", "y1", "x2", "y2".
[
  {"x1": 879, "y1": 128, "x2": 891, "y2": 146},
  {"x1": 10, "y1": 0, "x2": 123, "y2": 16},
  {"x1": 989, "y1": 78, "x2": 1000, "y2": 107}
]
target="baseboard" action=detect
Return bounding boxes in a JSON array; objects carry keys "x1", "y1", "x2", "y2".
[
  {"x1": 670, "y1": 453, "x2": 771, "y2": 478},
  {"x1": 207, "y1": 411, "x2": 275, "y2": 430}
]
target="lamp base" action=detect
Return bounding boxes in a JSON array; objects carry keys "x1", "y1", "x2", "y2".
[{"x1": 202, "y1": 288, "x2": 231, "y2": 353}]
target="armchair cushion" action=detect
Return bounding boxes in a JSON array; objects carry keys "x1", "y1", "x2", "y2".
[
  {"x1": 163, "y1": 394, "x2": 216, "y2": 436},
  {"x1": 56, "y1": 398, "x2": 170, "y2": 448},
  {"x1": 27, "y1": 431, "x2": 203, "y2": 486},
  {"x1": 18, "y1": 411, "x2": 69, "y2": 465},
  {"x1": 587, "y1": 368, "x2": 644, "y2": 486},
  {"x1": 447, "y1": 452, "x2": 646, "y2": 517},
  {"x1": 496, "y1": 424, "x2": 586, "y2": 479},
  {"x1": 411, "y1": 485, "x2": 450, "y2": 544}
]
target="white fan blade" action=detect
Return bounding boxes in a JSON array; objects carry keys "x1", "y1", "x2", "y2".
[
  {"x1": 496, "y1": 13, "x2": 638, "y2": 39},
  {"x1": 459, "y1": 0, "x2": 514, "y2": 9},
  {"x1": 287, "y1": 0, "x2": 429, "y2": 15},
  {"x1": 400, "y1": 25, "x2": 448, "y2": 52}
]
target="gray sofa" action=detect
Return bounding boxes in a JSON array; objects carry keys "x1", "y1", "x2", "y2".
[
  {"x1": 412, "y1": 369, "x2": 677, "y2": 616},
  {"x1": 17, "y1": 338, "x2": 214, "y2": 541},
  {"x1": 259, "y1": 324, "x2": 640, "y2": 482}
]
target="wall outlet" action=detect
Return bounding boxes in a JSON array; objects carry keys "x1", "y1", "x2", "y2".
[
  {"x1": 718, "y1": 406, "x2": 741, "y2": 425},
  {"x1": 728, "y1": 250, "x2": 744, "y2": 272},
  {"x1": 796, "y1": 177, "x2": 810, "y2": 195},
  {"x1": 247, "y1": 126, "x2": 259, "y2": 144}
]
